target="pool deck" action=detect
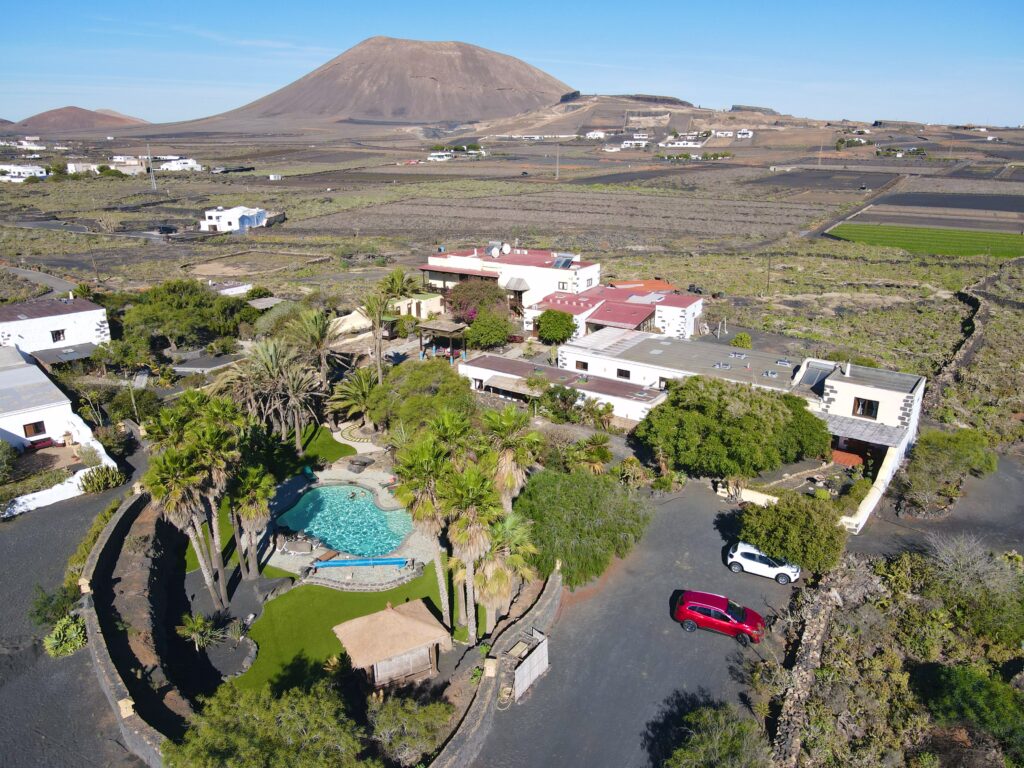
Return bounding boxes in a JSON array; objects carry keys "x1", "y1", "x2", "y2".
[{"x1": 267, "y1": 462, "x2": 438, "y2": 592}]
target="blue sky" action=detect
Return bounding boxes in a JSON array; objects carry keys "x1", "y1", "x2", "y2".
[{"x1": 2, "y1": 1, "x2": 1022, "y2": 126}]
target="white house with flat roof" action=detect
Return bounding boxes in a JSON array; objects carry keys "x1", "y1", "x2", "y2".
[
  {"x1": 0, "y1": 347, "x2": 75, "y2": 450},
  {"x1": 558, "y1": 327, "x2": 926, "y2": 532},
  {"x1": 159, "y1": 158, "x2": 203, "y2": 171},
  {"x1": 0, "y1": 296, "x2": 110, "y2": 361},
  {"x1": 420, "y1": 244, "x2": 601, "y2": 315},
  {"x1": 199, "y1": 206, "x2": 268, "y2": 233},
  {"x1": 0, "y1": 164, "x2": 47, "y2": 182}
]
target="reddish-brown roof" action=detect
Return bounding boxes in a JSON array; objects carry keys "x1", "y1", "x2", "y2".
[
  {"x1": 0, "y1": 297, "x2": 103, "y2": 323},
  {"x1": 585, "y1": 301, "x2": 655, "y2": 329},
  {"x1": 608, "y1": 279, "x2": 677, "y2": 292},
  {"x1": 429, "y1": 248, "x2": 595, "y2": 270},
  {"x1": 531, "y1": 292, "x2": 602, "y2": 315}
]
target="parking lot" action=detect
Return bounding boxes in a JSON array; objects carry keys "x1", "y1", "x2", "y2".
[{"x1": 475, "y1": 482, "x2": 792, "y2": 768}]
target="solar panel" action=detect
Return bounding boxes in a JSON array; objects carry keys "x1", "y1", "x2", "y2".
[{"x1": 552, "y1": 254, "x2": 575, "y2": 269}]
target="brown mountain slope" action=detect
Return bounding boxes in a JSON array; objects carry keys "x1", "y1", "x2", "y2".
[
  {"x1": 15, "y1": 106, "x2": 147, "y2": 132},
  {"x1": 222, "y1": 36, "x2": 572, "y2": 124},
  {"x1": 94, "y1": 109, "x2": 148, "y2": 124}
]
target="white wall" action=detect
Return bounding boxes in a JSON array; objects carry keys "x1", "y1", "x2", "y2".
[
  {"x1": 0, "y1": 308, "x2": 110, "y2": 353},
  {"x1": 824, "y1": 379, "x2": 907, "y2": 429},
  {"x1": 0, "y1": 401, "x2": 75, "y2": 450},
  {"x1": 559, "y1": 346, "x2": 682, "y2": 389}
]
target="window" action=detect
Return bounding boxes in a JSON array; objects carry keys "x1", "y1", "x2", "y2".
[
  {"x1": 658, "y1": 377, "x2": 670, "y2": 390},
  {"x1": 557, "y1": 282, "x2": 568, "y2": 291},
  {"x1": 616, "y1": 368, "x2": 630, "y2": 380},
  {"x1": 708, "y1": 609, "x2": 729, "y2": 622},
  {"x1": 50, "y1": 329, "x2": 65, "y2": 343},
  {"x1": 23, "y1": 421, "x2": 46, "y2": 437},
  {"x1": 575, "y1": 361, "x2": 588, "y2": 371},
  {"x1": 586, "y1": 278, "x2": 593, "y2": 287},
  {"x1": 688, "y1": 605, "x2": 711, "y2": 617},
  {"x1": 852, "y1": 397, "x2": 879, "y2": 420}
]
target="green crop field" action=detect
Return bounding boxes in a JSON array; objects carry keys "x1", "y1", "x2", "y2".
[{"x1": 829, "y1": 223, "x2": 1024, "y2": 258}]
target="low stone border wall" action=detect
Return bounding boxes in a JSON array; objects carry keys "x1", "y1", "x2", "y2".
[
  {"x1": 431, "y1": 569, "x2": 563, "y2": 768},
  {"x1": 302, "y1": 562, "x2": 425, "y2": 592},
  {"x1": 79, "y1": 492, "x2": 165, "y2": 768}
]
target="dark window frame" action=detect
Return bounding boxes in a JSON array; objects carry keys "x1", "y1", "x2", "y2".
[
  {"x1": 852, "y1": 397, "x2": 879, "y2": 420},
  {"x1": 23, "y1": 421, "x2": 46, "y2": 437},
  {"x1": 616, "y1": 368, "x2": 631, "y2": 380}
]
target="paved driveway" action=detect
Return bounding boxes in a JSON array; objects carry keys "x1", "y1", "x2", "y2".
[{"x1": 475, "y1": 482, "x2": 792, "y2": 768}]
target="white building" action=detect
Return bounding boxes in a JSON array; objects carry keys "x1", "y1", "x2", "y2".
[
  {"x1": 67, "y1": 162, "x2": 100, "y2": 174},
  {"x1": 585, "y1": 130, "x2": 607, "y2": 140},
  {"x1": 159, "y1": 158, "x2": 203, "y2": 171},
  {"x1": 557, "y1": 327, "x2": 926, "y2": 532},
  {"x1": 522, "y1": 284, "x2": 703, "y2": 341},
  {"x1": 458, "y1": 354, "x2": 666, "y2": 423},
  {"x1": 602, "y1": 146, "x2": 622, "y2": 153},
  {"x1": 736, "y1": 129, "x2": 754, "y2": 139},
  {"x1": 0, "y1": 164, "x2": 47, "y2": 183},
  {"x1": 632, "y1": 132, "x2": 650, "y2": 140},
  {"x1": 419, "y1": 244, "x2": 602, "y2": 312},
  {"x1": 427, "y1": 152, "x2": 455, "y2": 162},
  {"x1": 110, "y1": 155, "x2": 137, "y2": 163},
  {"x1": 659, "y1": 138, "x2": 705, "y2": 148},
  {"x1": 199, "y1": 206, "x2": 268, "y2": 233},
  {"x1": 206, "y1": 280, "x2": 253, "y2": 297},
  {"x1": 714, "y1": 130, "x2": 735, "y2": 138},
  {"x1": 0, "y1": 296, "x2": 110, "y2": 359},
  {"x1": 621, "y1": 140, "x2": 649, "y2": 149},
  {"x1": 0, "y1": 347, "x2": 76, "y2": 450}
]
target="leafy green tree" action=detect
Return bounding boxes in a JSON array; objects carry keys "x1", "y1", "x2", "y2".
[
  {"x1": 729, "y1": 332, "x2": 753, "y2": 349},
  {"x1": 482, "y1": 406, "x2": 542, "y2": 511},
  {"x1": 328, "y1": 367, "x2": 379, "y2": 428},
  {"x1": 175, "y1": 613, "x2": 225, "y2": 652},
  {"x1": 739, "y1": 492, "x2": 847, "y2": 573},
  {"x1": 536, "y1": 309, "x2": 577, "y2": 344},
  {"x1": 540, "y1": 384, "x2": 583, "y2": 423},
  {"x1": 367, "y1": 359, "x2": 476, "y2": 433},
  {"x1": 665, "y1": 705, "x2": 771, "y2": 768},
  {"x1": 514, "y1": 470, "x2": 652, "y2": 588},
  {"x1": 394, "y1": 436, "x2": 453, "y2": 626},
  {"x1": 378, "y1": 268, "x2": 418, "y2": 300},
  {"x1": 367, "y1": 694, "x2": 454, "y2": 767},
  {"x1": 897, "y1": 428, "x2": 998, "y2": 515},
  {"x1": 635, "y1": 377, "x2": 830, "y2": 478},
  {"x1": 465, "y1": 310, "x2": 511, "y2": 349},
  {"x1": 447, "y1": 281, "x2": 507, "y2": 322},
  {"x1": 163, "y1": 681, "x2": 377, "y2": 768},
  {"x1": 109, "y1": 388, "x2": 161, "y2": 423}
]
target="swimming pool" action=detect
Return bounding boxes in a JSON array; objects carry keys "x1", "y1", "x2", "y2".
[{"x1": 276, "y1": 484, "x2": 413, "y2": 557}]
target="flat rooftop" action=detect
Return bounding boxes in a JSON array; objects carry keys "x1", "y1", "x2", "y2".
[
  {"x1": 0, "y1": 347, "x2": 70, "y2": 415},
  {"x1": 0, "y1": 297, "x2": 103, "y2": 323}
]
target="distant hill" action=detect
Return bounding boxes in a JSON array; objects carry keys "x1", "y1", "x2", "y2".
[
  {"x1": 215, "y1": 36, "x2": 571, "y2": 126},
  {"x1": 95, "y1": 109, "x2": 148, "y2": 124},
  {"x1": 731, "y1": 104, "x2": 779, "y2": 116},
  {"x1": 14, "y1": 106, "x2": 148, "y2": 132},
  {"x1": 0, "y1": 118, "x2": 12, "y2": 126}
]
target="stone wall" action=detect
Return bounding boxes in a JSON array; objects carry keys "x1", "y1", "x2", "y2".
[
  {"x1": 431, "y1": 569, "x2": 563, "y2": 768},
  {"x1": 79, "y1": 492, "x2": 166, "y2": 768}
]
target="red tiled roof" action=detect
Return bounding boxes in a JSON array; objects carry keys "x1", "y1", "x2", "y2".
[
  {"x1": 428, "y1": 248, "x2": 595, "y2": 270},
  {"x1": 531, "y1": 292, "x2": 602, "y2": 315},
  {"x1": 639, "y1": 293, "x2": 702, "y2": 309},
  {"x1": 608, "y1": 279, "x2": 677, "y2": 292},
  {"x1": 585, "y1": 301, "x2": 655, "y2": 329}
]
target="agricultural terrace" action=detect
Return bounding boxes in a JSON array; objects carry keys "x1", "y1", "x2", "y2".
[{"x1": 829, "y1": 223, "x2": 1024, "y2": 258}]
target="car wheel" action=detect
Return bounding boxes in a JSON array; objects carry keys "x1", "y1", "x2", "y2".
[
  {"x1": 729, "y1": 562, "x2": 743, "y2": 573},
  {"x1": 681, "y1": 620, "x2": 697, "y2": 632},
  {"x1": 775, "y1": 573, "x2": 791, "y2": 585},
  {"x1": 736, "y1": 633, "x2": 750, "y2": 648}
]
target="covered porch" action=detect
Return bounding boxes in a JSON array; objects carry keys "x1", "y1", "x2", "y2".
[{"x1": 417, "y1": 318, "x2": 468, "y2": 364}]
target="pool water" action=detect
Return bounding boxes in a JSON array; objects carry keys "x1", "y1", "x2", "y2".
[{"x1": 276, "y1": 485, "x2": 413, "y2": 557}]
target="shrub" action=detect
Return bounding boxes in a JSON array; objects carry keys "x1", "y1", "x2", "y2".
[
  {"x1": 539, "y1": 384, "x2": 583, "y2": 423},
  {"x1": 393, "y1": 314, "x2": 418, "y2": 337},
  {"x1": 80, "y1": 465, "x2": 128, "y2": 493},
  {"x1": 465, "y1": 310, "x2": 511, "y2": 349},
  {"x1": 207, "y1": 336, "x2": 238, "y2": 356},
  {"x1": 0, "y1": 467, "x2": 72, "y2": 505},
  {"x1": 29, "y1": 583, "x2": 79, "y2": 630},
  {"x1": 729, "y1": 332, "x2": 753, "y2": 349},
  {"x1": 367, "y1": 359, "x2": 476, "y2": 432},
  {"x1": 43, "y1": 615, "x2": 88, "y2": 657},
  {"x1": 618, "y1": 457, "x2": 652, "y2": 488},
  {"x1": 76, "y1": 445, "x2": 102, "y2": 468},
  {"x1": 368, "y1": 695, "x2": 454, "y2": 767},
  {"x1": 93, "y1": 425, "x2": 134, "y2": 460},
  {"x1": 739, "y1": 492, "x2": 847, "y2": 573},
  {"x1": 109, "y1": 387, "x2": 162, "y2": 423},
  {"x1": 447, "y1": 280, "x2": 507, "y2": 323},
  {"x1": 515, "y1": 470, "x2": 652, "y2": 588},
  {"x1": 922, "y1": 665, "x2": 1024, "y2": 765},
  {"x1": 64, "y1": 496, "x2": 123, "y2": 590},
  {"x1": 536, "y1": 309, "x2": 577, "y2": 345},
  {"x1": 896, "y1": 428, "x2": 998, "y2": 515},
  {"x1": 0, "y1": 441, "x2": 16, "y2": 484},
  {"x1": 664, "y1": 705, "x2": 771, "y2": 768}
]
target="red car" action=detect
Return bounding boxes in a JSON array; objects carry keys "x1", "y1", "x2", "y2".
[{"x1": 673, "y1": 590, "x2": 766, "y2": 646}]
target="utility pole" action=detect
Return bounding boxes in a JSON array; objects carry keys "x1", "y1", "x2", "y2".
[
  {"x1": 766, "y1": 251, "x2": 772, "y2": 295},
  {"x1": 555, "y1": 143, "x2": 560, "y2": 181},
  {"x1": 147, "y1": 143, "x2": 157, "y2": 192}
]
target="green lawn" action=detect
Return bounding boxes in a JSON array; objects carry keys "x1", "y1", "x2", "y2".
[
  {"x1": 829, "y1": 223, "x2": 1024, "y2": 258},
  {"x1": 299, "y1": 424, "x2": 356, "y2": 464},
  {"x1": 235, "y1": 562, "x2": 442, "y2": 690}
]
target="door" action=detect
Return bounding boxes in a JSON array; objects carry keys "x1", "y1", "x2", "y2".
[
  {"x1": 704, "y1": 608, "x2": 735, "y2": 636},
  {"x1": 741, "y1": 551, "x2": 768, "y2": 578}
]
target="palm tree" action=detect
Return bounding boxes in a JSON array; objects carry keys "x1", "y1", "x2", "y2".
[
  {"x1": 285, "y1": 308, "x2": 342, "y2": 391},
  {"x1": 175, "y1": 612, "x2": 225, "y2": 652},
  {"x1": 439, "y1": 460, "x2": 501, "y2": 642},
  {"x1": 328, "y1": 367, "x2": 378, "y2": 429},
  {"x1": 362, "y1": 291, "x2": 389, "y2": 383},
  {"x1": 568, "y1": 433, "x2": 613, "y2": 475},
  {"x1": 482, "y1": 406, "x2": 541, "y2": 512},
  {"x1": 282, "y1": 364, "x2": 320, "y2": 455},
  {"x1": 476, "y1": 513, "x2": 538, "y2": 632},
  {"x1": 429, "y1": 409, "x2": 473, "y2": 467},
  {"x1": 394, "y1": 436, "x2": 452, "y2": 626},
  {"x1": 145, "y1": 448, "x2": 225, "y2": 611},
  {"x1": 379, "y1": 268, "x2": 418, "y2": 299},
  {"x1": 234, "y1": 465, "x2": 277, "y2": 580},
  {"x1": 144, "y1": 408, "x2": 192, "y2": 450},
  {"x1": 188, "y1": 420, "x2": 241, "y2": 606},
  {"x1": 582, "y1": 398, "x2": 614, "y2": 430}
]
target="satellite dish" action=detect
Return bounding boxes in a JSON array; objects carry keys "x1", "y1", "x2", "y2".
[
  {"x1": 490, "y1": 247, "x2": 500, "y2": 258},
  {"x1": 501, "y1": 242, "x2": 511, "y2": 255}
]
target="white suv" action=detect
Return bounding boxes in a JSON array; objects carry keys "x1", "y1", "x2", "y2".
[{"x1": 727, "y1": 542, "x2": 801, "y2": 585}]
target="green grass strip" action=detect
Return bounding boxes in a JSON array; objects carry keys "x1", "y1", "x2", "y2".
[{"x1": 830, "y1": 223, "x2": 1024, "y2": 258}]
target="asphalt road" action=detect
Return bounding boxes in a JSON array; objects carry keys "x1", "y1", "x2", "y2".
[
  {"x1": 475, "y1": 482, "x2": 792, "y2": 768},
  {"x1": 3, "y1": 265, "x2": 76, "y2": 296}
]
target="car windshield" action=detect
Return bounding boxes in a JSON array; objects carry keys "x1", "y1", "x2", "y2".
[{"x1": 726, "y1": 601, "x2": 745, "y2": 623}]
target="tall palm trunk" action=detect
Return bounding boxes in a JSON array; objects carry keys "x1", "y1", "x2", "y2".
[
  {"x1": 188, "y1": 520, "x2": 225, "y2": 611},
  {"x1": 205, "y1": 495, "x2": 229, "y2": 606},
  {"x1": 431, "y1": 542, "x2": 451, "y2": 627},
  {"x1": 231, "y1": 510, "x2": 251, "y2": 581},
  {"x1": 464, "y1": 559, "x2": 478, "y2": 641},
  {"x1": 246, "y1": 528, "x2": 262, "y2": 579},
  {"x1": 294, "y1": 411, "x2": 304, "y2": 455}
]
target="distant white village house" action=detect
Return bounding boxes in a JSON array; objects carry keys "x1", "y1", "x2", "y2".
[
  {"x1": 199, "y1": 205, "x2": 268, "y2": 233},
  {"x1": 159, "y1": 158, "x2": 203, "y2": 172},
  {"x1": 0, "y1": 164, "x2": 47, "y2": 183},
  {"x1": 0, "y1": 296, "x2": 110, "y2": 363}
]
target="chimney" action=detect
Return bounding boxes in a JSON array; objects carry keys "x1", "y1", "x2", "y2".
[{"x1": 844, "y1": 361, "x2": 851, "y2": 376}]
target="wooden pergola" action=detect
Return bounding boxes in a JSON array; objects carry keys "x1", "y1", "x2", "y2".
[{"x1": 418, "y1": 318, "x2": 468, "y2": 364}]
